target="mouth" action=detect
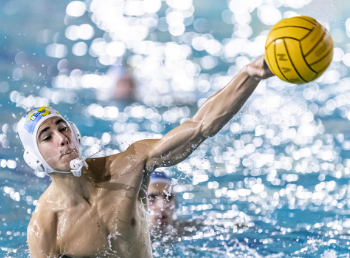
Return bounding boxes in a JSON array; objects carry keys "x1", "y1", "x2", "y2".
[
  {"x1": 60, "y1": 149, "x2": 76, "y2": 158},
  {"x1": 156, "y1": 215, "x2": 168, "y2": 225}
]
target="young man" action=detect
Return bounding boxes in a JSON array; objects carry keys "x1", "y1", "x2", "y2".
[
  {"x1": 147, "y1": 171, "x2": 203, "y2": 243},
  {"x1": 18, "y1": 57, "x2": 273, "y2": 257},
  {"x1": 147, "y1": 171, "x2": 176, "y2": 231}
]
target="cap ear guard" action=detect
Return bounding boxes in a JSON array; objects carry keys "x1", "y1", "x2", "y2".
[
  {"x1": 68, "y1": 121, "x2": 81, "y2": 145},
  {"x1": 23, "y1": 149, "x2": 45, "y2": 172}
]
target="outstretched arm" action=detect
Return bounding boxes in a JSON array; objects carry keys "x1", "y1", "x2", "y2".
[{"x1": 139, "y1": 56, "x2": 274, "y2": 172}]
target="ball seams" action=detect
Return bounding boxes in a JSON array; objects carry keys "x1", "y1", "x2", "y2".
[
  {"x1": 282, "y1": 39, "x2": 307, "y2": 83},
  {"x1": 294, "y1": 16, "x2": 317, "y2": 26},
  {"x1": 264, "y1": 48, "x2": 276, "y2": 76},
  {"x1": 298, "y1": 40, "x2": 318, "y2": 74},
  {"x1": 309, "y1": 47, "x2": 333, "y2": 68},
  {"x1": 304, "y1": 29, "x2": 326, "y2": 57},
  {"x1": 265, "y1": 16, "x2": 332, "y2": 84},
  {"x1": 271, "y1": 26, "x2": 312, "y2": 32},
  {"x1": 266, "y1": 36, "x2": 308, "y2": 50},
  {"x1": 300, "y1": 26, "x2": 316, "y2": 42},
  {"x1": 273, "y1": 42, "x2": 290, "y2": 82}
]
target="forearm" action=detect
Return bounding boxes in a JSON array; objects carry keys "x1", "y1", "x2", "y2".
[
  {"x1": 144, "y1": 57, "x2": 270, "y2": 170},
  {"x1": 192, "y1": 68, "x2": 260, "y2": 137}
]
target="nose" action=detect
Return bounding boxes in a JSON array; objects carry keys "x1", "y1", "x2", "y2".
[
  {"x1": 56, "y1": 131, "x2": 69, "y2": 146},
  {"x1": 157, "y1": 198, "x2": 171, "y2": 210}
]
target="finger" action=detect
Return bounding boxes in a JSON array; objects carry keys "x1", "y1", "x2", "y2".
[
  {"x1": 247, "y1": 66, "x2": 266, "y2": 78},
  {"x1": 258, "y1": 68, "x2": 266, "y2": 78},
  {"x1": 263, "y1": 60, "x2": 269, "y2": 70},
  {"x1": 262, "y1": 60, "x2": 274, "y2": 78},
  {"x1": 264, "y1": 68, "x2": 274, "y2": 77}
]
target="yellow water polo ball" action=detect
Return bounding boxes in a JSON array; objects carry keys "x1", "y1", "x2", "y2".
[{"x1": 265, "y1": 16, "x2": 333, "y2": 84}]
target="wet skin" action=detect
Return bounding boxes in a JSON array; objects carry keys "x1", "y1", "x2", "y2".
[
  {"x1": 27, "y1": 57, "x2": 273, "y2": 258},
  {"x1": 147, "y1": 182, "x2": 207, "y2": 242},
  {"x1": 147, "y1": 182, "x2": 176, "y2": 229},
  {"x1": 37, "y1": 118, "x2": 80, "y2": 171}
]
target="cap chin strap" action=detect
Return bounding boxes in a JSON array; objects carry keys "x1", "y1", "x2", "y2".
[
  {"x1": 23, "y1": 121, "x2": 85, "y2": 177},
  {"x1": 70, "y1": 158, "x2": 88, "y2": 177}
]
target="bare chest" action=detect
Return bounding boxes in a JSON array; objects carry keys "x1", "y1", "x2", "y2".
[{"x1": 56, "y1": 189, "x2": 150, "y2": 258}]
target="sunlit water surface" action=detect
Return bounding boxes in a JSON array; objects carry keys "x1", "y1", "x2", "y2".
[{"x1": 2, "y1": 84, "x2": 350, "y2": 257}]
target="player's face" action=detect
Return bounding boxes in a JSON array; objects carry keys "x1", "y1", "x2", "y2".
[
  {"x1": 147, "y1": 182, "x2": 176, "y2": 228},
  {"x1": 37, "y1": 117, "x2": 79, "y2": 171}
]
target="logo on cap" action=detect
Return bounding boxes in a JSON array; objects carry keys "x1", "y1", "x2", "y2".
[{"x1": 23, "y1": 107, "x2": 54, "y2": 135}]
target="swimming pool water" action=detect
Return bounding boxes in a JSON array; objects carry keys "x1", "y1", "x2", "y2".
[
  {"x1": 2, "y1": 0, "x2": 350, "y2": 257},
  {"x1": 2, "y1": 84, "x2": 350, "y2": 257}
]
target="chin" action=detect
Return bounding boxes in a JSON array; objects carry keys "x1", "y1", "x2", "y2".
[
  {"x1": 61, "y1": 152, "x2": 78, "y2": 163},
  {"x1": 53, "y1": 160, "x2": 73, "y2": 172},
  {"x1": 54, "y1": 165, "x2": 71, "y2": 172},
  {"x1": 46, "y1": 152, "x2": 79, "y2": 172}
]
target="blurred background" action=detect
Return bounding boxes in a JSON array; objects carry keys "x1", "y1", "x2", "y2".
[{"x1": 1, "y1": 0, "x2": 350, "y2": 257}]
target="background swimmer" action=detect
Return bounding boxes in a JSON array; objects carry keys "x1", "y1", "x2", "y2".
[
  {"x1": 148, "y1": 171, "x2": 253, "y2": 244},
  {"x1": 147, "y1": 171, "x2": 205, "y2": 243},
  {"x1": 147, "y1": 171, "x2": 176, "y2": 230}
]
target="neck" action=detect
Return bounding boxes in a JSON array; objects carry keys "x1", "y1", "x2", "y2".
[{"x1": 49, "y1": 172, "x2": 94, "y2": 205}]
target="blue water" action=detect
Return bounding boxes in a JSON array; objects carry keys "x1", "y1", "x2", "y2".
[{"x1": 2, "y1": 0, "x2": 350, "y2": 257}]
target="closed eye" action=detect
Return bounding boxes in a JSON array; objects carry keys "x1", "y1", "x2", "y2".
[{"x1": 43, "y1": 135, "x2": 52, "y2": 141}]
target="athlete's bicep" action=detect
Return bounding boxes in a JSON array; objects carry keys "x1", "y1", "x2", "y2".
[{"x1": 140, "y1": 119, "x2": 207, "y2": 172}]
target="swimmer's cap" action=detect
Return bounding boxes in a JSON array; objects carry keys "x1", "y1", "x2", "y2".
[
  {"x1": 17, "y1": 106, "x2": 84, "y2": 177},
  {"x1": 150, "y1": 171, "x2": 171, "y2": 185}
]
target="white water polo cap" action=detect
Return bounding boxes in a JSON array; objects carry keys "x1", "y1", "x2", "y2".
[
  {"x1": 17, "y1": 106, "x2": 86, "y2": 177},
  {"x1": 150, "y1": 171, "x2": 172, "y2": 185}
]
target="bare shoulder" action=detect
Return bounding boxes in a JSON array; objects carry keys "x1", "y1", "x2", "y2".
[
  {"x1": 127, "y1": 139, "x2": 157, "y2": 157},
  {"x1": 109, "y1": 139, "x2": 157, "y2": 165},
  {"x1": 82, "y1": 141, "x2": 155, "y2": 181},
  {"x1": 27, "y1": 188, "x2": 59, "y2": 256}
]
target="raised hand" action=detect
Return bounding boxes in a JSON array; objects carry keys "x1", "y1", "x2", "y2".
[{"x1": 244, "y1": 56, "x2": 274, "y2": 81}]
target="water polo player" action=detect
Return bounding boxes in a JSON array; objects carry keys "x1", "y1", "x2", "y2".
[
  {"x1": 18, "y1": 56, "x2": 273, "y2": 258},
  {"x1": 147, "y1": 172, "x2": 176, "y2": 230},
  {"x1": 147, "y1": 171, "x2": 202, "y2": 241}
]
